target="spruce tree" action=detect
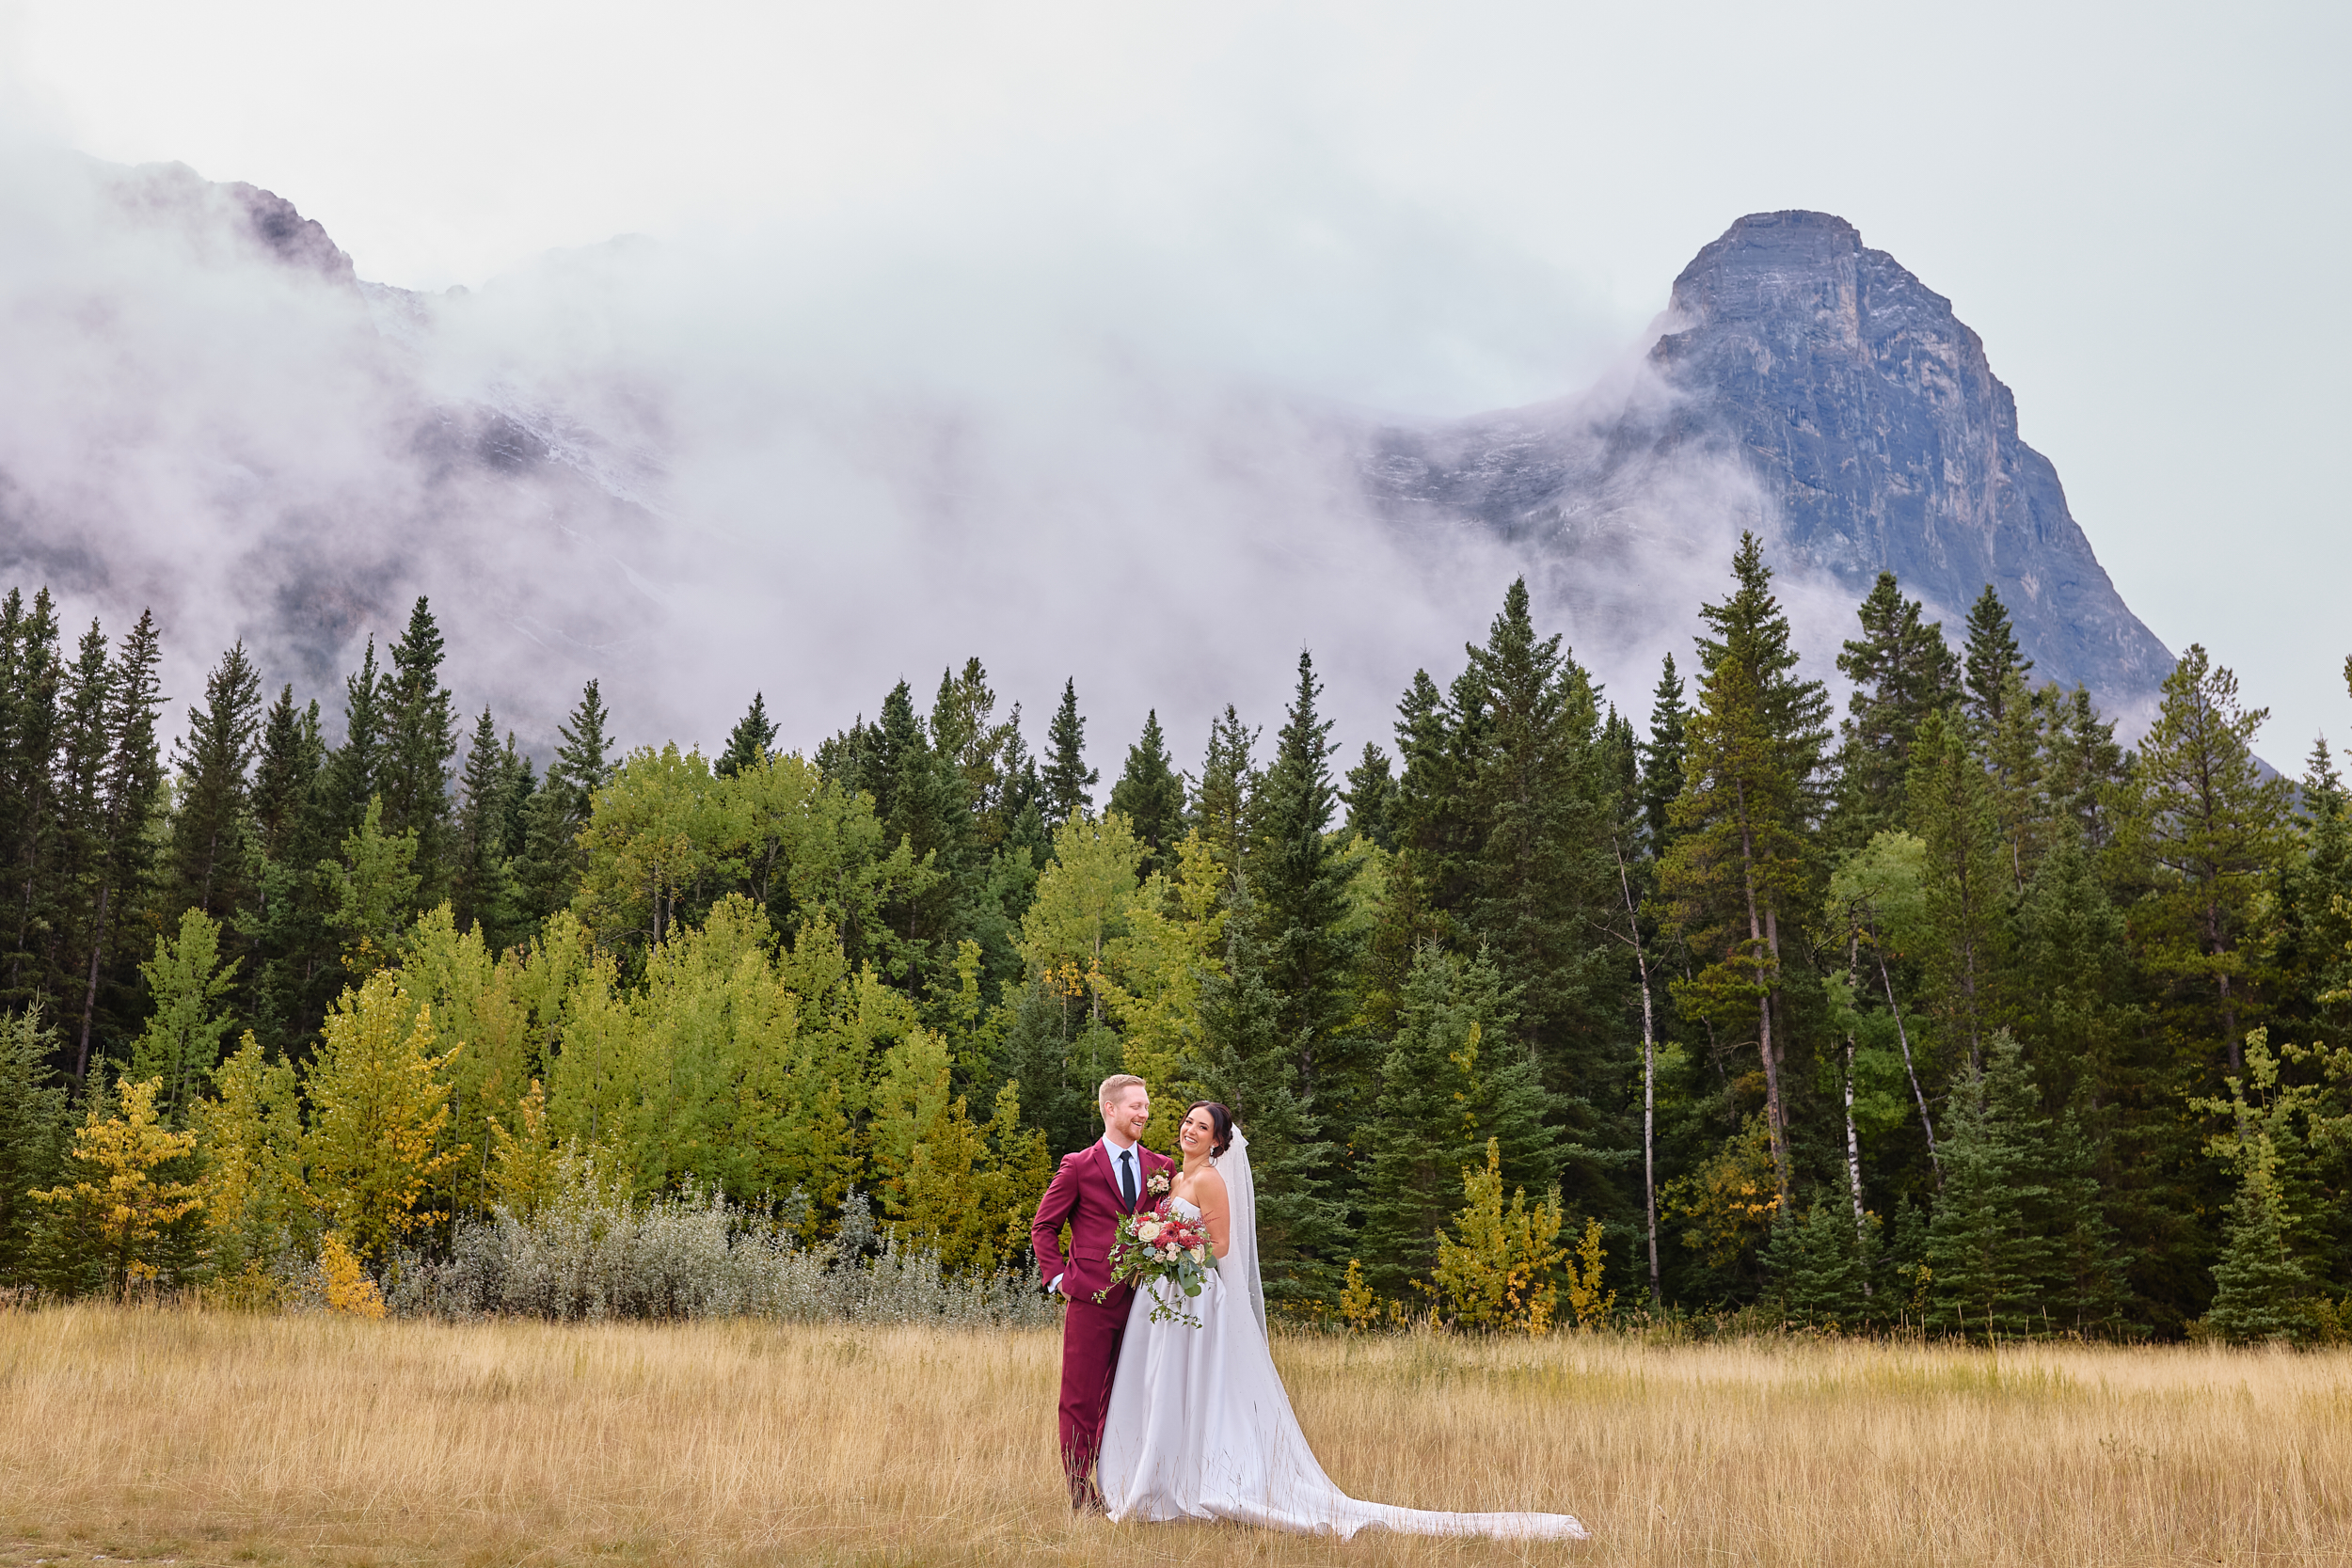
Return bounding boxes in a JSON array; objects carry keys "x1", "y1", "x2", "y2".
[
  {"x1": 2126, "y1": 644, "x2": 2293, "y2": 1075},
  {"x1": 249, "y1": 686, "x2": 321, "y2": 863},
  {"x1": 1194, "y1": 880, "x2": 1343, "y2": 1302},
  {"x1": 717, "y1": 692, "x2": 778, "y2": 779},
  {"x1": 452, "y1": 707, "x2": 523, "y2": 946},
  {"x1": 1459, "y1": 578, "x2": 1612, "y2": 1085},
  {"x1": 1107, "y1": 709, "x2": 1186, "y2": 877},
  {"x1": 380, "y1": 597, "x2": 457, "y2": 899},
  {"x1": 1638, "y1": 655, "x2": 1688, "y2": 856},
  {"x1": 1906, "y1": 710, "x2": 2009, "y2": 1071},
  {"x1": 1961, "y1": 585, "x2": 2031, "y2": 733},
  {"x1": 875, "y1": 678, "x2": 975, "y2": 982},
  {"x1": 1830, "y1": 571, "x2": 1957, "y2": 847},
  {"x1": 516, "y1": 679, "x2": 613, "y2": 921},
  {"x1": 1339, "y1": 742, "x2": 1397, "y2": 850},
  {"x1": 1924, "y1": 1031, "x2": 2057, "y2": 1338},
  {"x1": 170, "y1": 641, "x2": 262, "y2": 921},
  {"x1": 75, "y1": 609, "x2": 165, "y2": 1084},
  {"x1": 0, "y1": 1008, "x2": 67, "y2": 1284},
  {"x1": 322, "y1": 638, "x2": 386, "y2": 838},
  {"x1": 1041, "y1": 678, "x2": 1096, "y2": 829},
  {"x1": 2205, "y1": 1150, "x2": 2313, "y2": 1343},
  {"x1": 1193, "y1": 704, "x2": 1258, "y2": 878},
  {"x1": 1357, "y1": 943, "x2": 1556, "y2": 1298},
  {"x1": 1253, "y1": 650, "x2": 1360, "y2": 1103},
  {"x1": 0, "y1": 591, "x2": 64, "y2": 1014},
  {"x1": 54, "y1": 624, "x2": 113, "y2": 1072}
]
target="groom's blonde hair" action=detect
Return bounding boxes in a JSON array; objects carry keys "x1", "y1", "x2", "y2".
[{"x1": 1098, "y1": 1073, "x2": 1147, "y2": 1109}]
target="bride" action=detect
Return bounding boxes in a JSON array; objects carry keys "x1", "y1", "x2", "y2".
[{"x1": 1097, "y1": 1101, "x2": 1587, "y2": 1540}]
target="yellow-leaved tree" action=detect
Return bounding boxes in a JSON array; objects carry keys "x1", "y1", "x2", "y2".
[
  {"x1": 1109, "y1": 830, "x2": 1229, "y2": 1154},
  {"x1": 1421, "y1": 1137, "x2": 1568, "y2": 1333},
  {"x1": 485, "y1": 1078, "x2": 563, "y2": 1219},
  {"x1": 33, "y1": 1076, "x2": 202, "y2": 1297},
  {"x1": 894, "y1": 1082, "x2": 1053, "y2": 1275},
  {"x1": 302, "y1": 971, "x2": 464, "y2": 1262},
  {"x1": 192, "y1": 1033, "x2": 306, "y2": 1296},
  {"x1": 398, "y1": 905, "x2": 535, "y2": 1216}
]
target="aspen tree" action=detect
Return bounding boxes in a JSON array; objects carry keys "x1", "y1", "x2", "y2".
[{"x1": 302, "y1": 971, "x2": 462, "y2": 1262}]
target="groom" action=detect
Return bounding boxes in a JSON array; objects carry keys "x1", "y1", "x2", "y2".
[{"x1": 1031, "y1": 1073, "x2": 1173, "y2": 1511}]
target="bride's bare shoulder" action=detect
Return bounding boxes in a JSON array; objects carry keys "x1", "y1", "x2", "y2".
[{"x1": 1193, "y1": 1166, "x2": 1229, "y2": 1202}]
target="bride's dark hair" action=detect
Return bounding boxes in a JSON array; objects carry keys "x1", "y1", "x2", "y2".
[{"x1": 1186, "y1": 1101, "x2": 1234, "y2": 1158}]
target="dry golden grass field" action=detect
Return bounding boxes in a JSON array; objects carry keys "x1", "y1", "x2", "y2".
[{"x1": 0, "y1": 1307, "x2": 2346, "y2": 1567}]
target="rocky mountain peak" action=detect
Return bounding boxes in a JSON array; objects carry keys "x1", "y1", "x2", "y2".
[{"x1": 1365, "y1": 211, "x2": 2173, "y2": 721}]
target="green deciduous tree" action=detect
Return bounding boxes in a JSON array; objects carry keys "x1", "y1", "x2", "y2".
[{"x1": 130, "y1": 909, "x2": 239, "y2": 1127}]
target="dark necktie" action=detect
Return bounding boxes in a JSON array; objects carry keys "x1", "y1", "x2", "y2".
[{"x1": 1120, "y1": 1148, "x2": 1137, "y2": 1210}]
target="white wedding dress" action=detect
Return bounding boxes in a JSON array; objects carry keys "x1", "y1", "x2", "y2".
[{"x1": 1096, "y1": 1131, "x2": 1587, "y2": 1540}]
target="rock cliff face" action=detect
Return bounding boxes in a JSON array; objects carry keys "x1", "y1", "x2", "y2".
[{"x1": 1367, "y1": 211, "x2": 2172, "y2": 713}]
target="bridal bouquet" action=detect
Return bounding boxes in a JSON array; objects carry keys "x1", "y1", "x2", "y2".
[{"x1": 1097, "y1": 1199, "x2": 1212, "y2": 1326}]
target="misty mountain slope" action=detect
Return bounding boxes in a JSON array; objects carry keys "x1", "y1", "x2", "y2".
[
  {"x1": 0, "y1": 155, "x2": 2175, "y2": 759},
  {"x1": 1366, "y1": 210, "x2": 2173, "y2": 718},
  {"x1": 0, "y1": 152, "x2": 688, "y2": 740}
]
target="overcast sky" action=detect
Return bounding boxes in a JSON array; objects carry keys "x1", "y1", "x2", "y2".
[{"x1": 4, "y1": 0, "x2": 2348, "y2": 759}]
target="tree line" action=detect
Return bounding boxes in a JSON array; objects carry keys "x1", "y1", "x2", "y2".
[{"x1": 1, "y1": 534, "x2": 2347, "y2": 1340}]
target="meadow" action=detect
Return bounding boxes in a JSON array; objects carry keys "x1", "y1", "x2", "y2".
[{"x1": 0, "y1": 1309, "x2": 2344, "y2": 1567}]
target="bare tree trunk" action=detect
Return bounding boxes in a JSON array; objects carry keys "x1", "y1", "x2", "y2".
[
  {"x1": 1613, "y1": 838, "x2": 1662, "y2": 1308},
  {"x1": 1733, "y1": 781, "x2": 1789, "y2": 1207},
  {"x1": 1841, "y1": 937, "x2": 1867, "y2": 1238},
  {"x1": 1878, "y1": 953, "x2": 1940, "y2": 1182},
  {"x1": 74, "y1": 879, "x2": 112, "y2": 1083}
]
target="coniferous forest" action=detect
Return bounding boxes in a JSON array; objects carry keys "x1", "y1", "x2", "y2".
[{"x1": 4, "y1": 531, "x2": 2348, "y2": 1342}]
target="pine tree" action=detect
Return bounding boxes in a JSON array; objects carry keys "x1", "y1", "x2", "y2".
[
  {"x1": 1357, "y1": 944, "x2": 1556, "y2": 1298},
  {"x1": 1960, "y1": 585, "x2": 2031, "y2": 734},
  {"x1": 380, "y1": 598, "x2": 457, "y2": 900},
  {"x1": 1339, "y1": 742, "x2": 1397, "y2": 850},
  {"x1": 1830, "y1": 571, "x2": 1957, "y2": 847},
  {"x1": 170, "y1": 641, "x2": 262, "y2": 920},
  {"x1": 1107, "y1": 709, "x2": 1186, "y2": 878},
  {"x1": 1657, "y1": 534, "x2": 1831, "y2": 1207},
  {"x1": 2126, "y1": 644, "x2": 2294, "y2": 1076},
  {"x1": 716, "y1": 691, "x2": 778, "y2": 779},
  {"x1": 1041, "y1": 678, "x2": 1096, "y2": 830},
  {"x1": 1194, "y1": 880, "x2": 1343, "y2": 1301}
]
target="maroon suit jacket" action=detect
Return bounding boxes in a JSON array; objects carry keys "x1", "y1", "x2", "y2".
[{"x1": 1031, "y1": 1139, "x2": 1176, "y2": 1302}]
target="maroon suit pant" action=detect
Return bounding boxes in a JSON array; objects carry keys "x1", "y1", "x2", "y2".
[{"x1": 1057, "y1": 1292, "x2": 1129, "y2": 1504}]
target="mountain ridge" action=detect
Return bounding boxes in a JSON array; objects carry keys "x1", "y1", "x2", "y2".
[{"x1": 1365, "y1": 210, "x2": 2173, "y2": 721}]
